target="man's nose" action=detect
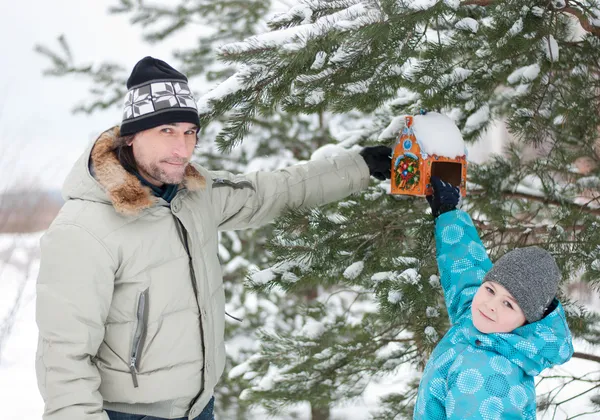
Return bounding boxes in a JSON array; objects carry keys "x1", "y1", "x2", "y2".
[{"x1": 172, "y1": 133, "x2": 187, "y2": 156}]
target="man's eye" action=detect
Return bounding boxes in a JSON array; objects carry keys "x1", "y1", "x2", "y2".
[
  {"x1": 161, "y1": 128, "x2": 172, "y2": 133},
  {"x1": 185, "y1": 130, "x2": 196, "y2": 135}
]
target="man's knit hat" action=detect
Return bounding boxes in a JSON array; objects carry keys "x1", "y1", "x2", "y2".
[
  {"x1": 483, "y1": 246, "x2": 560, "y2": 323},
  {"x1": 120, "y1": 56, "x2": 199, "y2": 136}
]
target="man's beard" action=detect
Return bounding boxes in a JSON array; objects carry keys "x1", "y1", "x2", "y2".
[{"x1": 138, "y1": 159, "x2": 188, "y2": 185}]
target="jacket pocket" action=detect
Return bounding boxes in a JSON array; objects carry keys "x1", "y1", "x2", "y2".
[{"x1": 129, "y1": 288, "x2": 149, "y2": 388}]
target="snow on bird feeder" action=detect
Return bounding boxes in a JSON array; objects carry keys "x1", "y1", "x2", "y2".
[{"x1": 391, "y1": 111, "x2": 467, "y2": 197}]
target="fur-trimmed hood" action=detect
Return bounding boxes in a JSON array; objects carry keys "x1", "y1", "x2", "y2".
[{"x1": 62, "y1": 126, "x2": 206, "y2": 216}]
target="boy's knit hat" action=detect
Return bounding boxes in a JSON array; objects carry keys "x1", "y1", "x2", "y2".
[
  {"x1": 120, "y1": 56, "x2": 199, "y2": 136},
  {"x1": 483, "y1": 246, "x2": 560, "y2": 322}
]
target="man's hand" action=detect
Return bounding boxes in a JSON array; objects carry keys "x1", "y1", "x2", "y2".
[
  {"x1": 359, "y1": 146, "x2": 392, "y2": 180},
  {"x1": 426, "y1": 176, "x2": 460, "y2": 218}
]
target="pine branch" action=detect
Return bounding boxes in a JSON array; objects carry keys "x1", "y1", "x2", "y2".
[
  {"x1": 469, "y1": 188, "x2": 600, "y2": 216},
  {"x1": 573, "y1": 351, "x2": 600, "y2": 363},
  {"x1": 565, "y1": 1, "x2": 600, "y2": 37},
  {"x1": 461, "y1": 0, "x2": 600, "y2": 37}
]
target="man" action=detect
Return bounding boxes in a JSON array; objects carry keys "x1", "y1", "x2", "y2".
[{"x1": 35, "y1": 56, "x2": 391, "y2": 420}]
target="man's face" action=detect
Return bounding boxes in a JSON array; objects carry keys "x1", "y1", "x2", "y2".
[
  {"x1": 471, "y1": 281, "x2": 526, "y2": 333},
  {"x1": 128, "y1": 122, "x2": 198, "y2": 186}
]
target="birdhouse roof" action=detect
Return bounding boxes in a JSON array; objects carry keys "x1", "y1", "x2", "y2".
[{"x1": 412, "y1": 112, "x2": 466, "y2": 158}]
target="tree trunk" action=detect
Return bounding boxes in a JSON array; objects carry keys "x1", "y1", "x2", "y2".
[{"x1": 311, "y1": 404, "x2": 330, "y2": 420}]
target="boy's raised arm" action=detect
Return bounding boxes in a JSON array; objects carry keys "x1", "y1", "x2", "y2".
[{"x1": 427, "y1": 177, "x2": 492, "y2": 324}]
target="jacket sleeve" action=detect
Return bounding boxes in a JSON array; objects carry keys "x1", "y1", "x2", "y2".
[
  {"x1": 435, "y1": 209, "x2": 493, "y2": 324},
  {"x1": 36, "y1": 224, "x2": 115, "y2": 420},
  {"x1": 210, "y1": 151, "x2": 370, "y2": 231}
]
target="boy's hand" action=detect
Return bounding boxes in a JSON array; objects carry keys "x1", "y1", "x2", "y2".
[
  {"x1": 426, "y1": 176, "x2": 460, "y2": 218},
  {"x1": 359, "y1": 146, "x2": 392, "y2": 180}
]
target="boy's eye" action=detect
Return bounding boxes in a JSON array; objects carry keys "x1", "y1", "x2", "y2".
[
  {"x1": 486, "y1": 286, "x2": 494, "y2": 295},
  {"x1": 504, "y1": 301, "x2": 513, "y2": 310}
]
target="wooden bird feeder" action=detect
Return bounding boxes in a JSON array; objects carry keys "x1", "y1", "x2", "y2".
[{"x1": 391, "y1": 112, "x2": 467, "y2": 197}]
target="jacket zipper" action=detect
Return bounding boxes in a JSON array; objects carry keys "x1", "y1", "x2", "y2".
[
  {"x1": 129, "y1": 288, "x2": 149, "y2": 388},
  {"x1": 212, "y1": 178, "x2": 255, "y2": 191},
  {"x1": 173, "y1": 215, "x2": 206, "y2": 408},
  {"x1": 174, "y1": 217, "x2": 201, "y2": 299}
]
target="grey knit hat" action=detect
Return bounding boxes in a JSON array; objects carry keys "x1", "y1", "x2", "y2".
[{"x1": 483, "y1": 246, "x2": 560, "y2": 323}]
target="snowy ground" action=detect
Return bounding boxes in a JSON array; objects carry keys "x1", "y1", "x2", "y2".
[{"x1": 1, "y1": 233, "x2": 599, "y2": 419}]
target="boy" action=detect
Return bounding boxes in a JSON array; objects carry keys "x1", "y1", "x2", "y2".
[{"x1": 414, "y1": 177, "x2": 574, "y2": 419}]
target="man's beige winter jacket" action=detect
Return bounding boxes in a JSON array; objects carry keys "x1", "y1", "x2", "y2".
[{"x1": 35, "y1": 127, "x2": 370, "y2": 419}]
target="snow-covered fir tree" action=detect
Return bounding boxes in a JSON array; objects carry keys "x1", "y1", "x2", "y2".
[{"x1": 39, "y1": 0, "x2": 600, "y2": 418}]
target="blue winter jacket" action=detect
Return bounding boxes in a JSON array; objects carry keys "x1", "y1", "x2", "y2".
[{"x1": 414, "y1": 210, "x2": 574, "y2": 419}]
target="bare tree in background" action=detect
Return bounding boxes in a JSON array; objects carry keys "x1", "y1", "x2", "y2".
[{"x1": 0, "y1": 102, "x2": 62, "y2": 365}]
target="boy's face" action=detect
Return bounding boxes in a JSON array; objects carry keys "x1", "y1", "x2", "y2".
[{"x1": 471, "y1": 281, "x2": 526, "y2": 333}]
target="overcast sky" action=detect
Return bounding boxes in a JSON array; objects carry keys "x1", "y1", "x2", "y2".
[{"x1": 0, "y1": 0, "x2": 197, "y2": 190}]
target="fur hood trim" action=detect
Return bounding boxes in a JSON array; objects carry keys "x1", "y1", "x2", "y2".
[{"x1": 90, "y1": 126, "x2": 206, "y2": 216}]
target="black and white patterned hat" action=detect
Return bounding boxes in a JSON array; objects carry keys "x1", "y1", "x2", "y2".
[{"x1": 120, "y1": 56, "x2": 199, "y2": 136}]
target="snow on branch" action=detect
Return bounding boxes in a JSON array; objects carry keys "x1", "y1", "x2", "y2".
[
  {"x1": 219, "y1": 2, "x2": 382, "y2": 56},
  {"x1": 461, "y1": 0, "x2": 600, "y2": 37}
]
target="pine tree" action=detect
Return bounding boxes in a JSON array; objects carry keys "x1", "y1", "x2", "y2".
[
  {"x1": 199, "y1": 0, "x2": 600, "y2": 418},
  {"x1": 38, "y1": 0, "x2": 600, "y2": 418}
]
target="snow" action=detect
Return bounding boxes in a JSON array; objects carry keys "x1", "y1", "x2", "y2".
[
  {"x1": 300, "y1": 318, "x2": 326, "y2": 339},
  {"x1": 424, "y1": 326, "x2": 438, "y2": 342},
  {"x1": 439, "y1": 67, "x2": 473, "y2": 88},
  {"x1": 221, "y1": 3, "x2": 371, "y2": 55},
  {"x1": 387, "y1": 290, "x2": 403, "y2": 304},
  {"x1": 196, "y1": 72, "x2": 244, "y2": 114},
  {"x1": 508, "y1": 18, "x2": 524, "y2": 37},
  {"x1": 378, "y1": 115, "x2": 405, "y2": 140},
  {"x1": 392, "y1": 256, "x2": 419, "y2": 266},
  {"x1": 249, "y1": 268, "x2": 276, "y2": 285},
  {"x1": 542, "y1": 35, "x2": 559, "y2": 62},
  {"x1": 218, "y1": 243, "x2": 231, "y2": 261},
  {"x1": 282, "y1": 271, "x2": 299, "y2": 283},
  {"x1": 444, "y1": 0, "x2": 460, "y2": 9},
  {"x1": 507, "y1": 64, "x2": 541, "y2": 84},
  {"x1": 406, "y1": 0, "x2": 439, "y2": 11},
  {"x1": 531, "y1": 6, "x2": 545, "y2": 17},
  {"x1": 426, "y1": 306, "x2": 440, "y2": 317},
  {"x1": 305, "y1": 88, "x2": 325, "y2": 105},
  {"x1": 225, "y1": 230, "x2": 242, "y2": 253},
  {"x1": 311, "y1": 51, "x2": 327, "y2": 70},
  {"x1": 412, "y1": 111, "x2": 466, "y2": 157},
  {"x1": 455, "y1": 17, "x2": 479, "y2": 33},
  {"x1": 398, "y1": 268, "x2": 421, "y2": 285},
  {"x1": 270, "y1": 4, "x2": 313, "y2": 25},
  {"x1": 371, "y1": 271, "x2": 395, "y2": 283},
  {"x1": 310, "y1": 143, "x2": 351, "y2": 161},
  {"x1": 327, "y1": 212, "x2": 348, "y2": 224},
  {"x1": 429, "y1": 274, "x2": 440, "y2": 287},
  {"x1": 388, "y1": 88, "x2": 419, "y2": 106},
  {"x1": 343, "y1": 261, "x2": 364, "y2": 280},
  {"x1": 464, "y1": 104, "x2": 491, "y2": 134},
  {"x1": 228, "y1": 360, "x2": 252, "y2": 379},
  {"x1": 225, "y1": 256, "x2": 250, "y2": 273}
]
